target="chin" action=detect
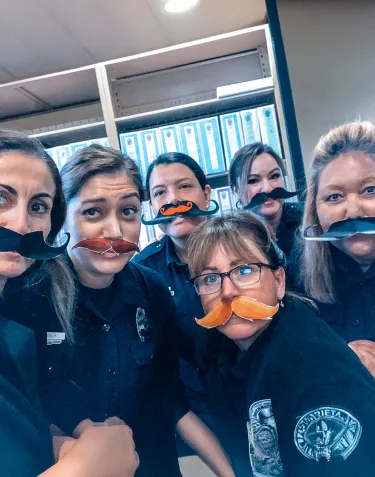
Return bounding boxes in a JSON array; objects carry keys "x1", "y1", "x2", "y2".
[
  {"x1": 0, "y1": 256, "x2": 32, "y2": 279},
  {"x1": 259, "y1": 200, "x2": 283, "y2": 218},
  {"x1": 165, "y1": 218, "x2": 202, "y2": 239},
  {"x1": 218, "y1": 317, "x2": 266, "y2": 341},
  {"x1": 338, "y1": 236, "x2": 375, "y2": 261}
]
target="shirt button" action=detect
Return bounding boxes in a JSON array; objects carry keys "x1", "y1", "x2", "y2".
[
  {"x1": 102, "y1": 323, "x2": 111, "y2": 332},
  {"x1": 109, "y1": 366, "x2": 116, "y2": 376},
  {"x1": 352, "y1": 319, "x2": 360, "y2": 327}
]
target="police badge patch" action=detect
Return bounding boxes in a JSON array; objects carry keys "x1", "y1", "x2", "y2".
[
  {"x1": 136, "y1": 306, "x2": 151, "y2": 343},
  {"x1": 294, "y1": 407, "x2": 362, "y2": 462},
  {"x1": 247, "y1": 399, "x2": 284, "y2": 477}
]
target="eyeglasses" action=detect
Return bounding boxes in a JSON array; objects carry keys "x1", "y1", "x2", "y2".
[{"x1": 191, "y1": 263, "x2": 278, "y2": 296}]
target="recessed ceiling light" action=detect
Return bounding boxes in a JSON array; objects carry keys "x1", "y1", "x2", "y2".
[{"x1": 165, "y1": 0, "x2": 199, "y2": 13}]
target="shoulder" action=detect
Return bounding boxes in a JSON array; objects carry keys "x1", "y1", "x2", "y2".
[
  {"x1": 283, "y1": 201, "x2": 304, "y2": 223},
  {"x1": 127, "y1": 261, "x2": 173, "y2": 305},
  {"x1": 132, "y1": 236, "x2": 168, "y2": 265}
]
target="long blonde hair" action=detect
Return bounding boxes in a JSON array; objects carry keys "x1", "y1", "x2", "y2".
[{"x1": 301, "y1": 121, "x2": 375, "y2": 303}]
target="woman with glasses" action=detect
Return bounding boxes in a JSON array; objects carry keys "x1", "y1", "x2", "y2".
[
  {"x1": 187, "y1": 211, "x2": 375, "y2": 477},
  {"x1": 229, "y1": 143, "x2": 302, "y2": 258}
]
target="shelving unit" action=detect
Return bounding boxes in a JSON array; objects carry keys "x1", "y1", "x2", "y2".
[{"x1": 0, "y1": 23, "x2": 295, "y2": 190}]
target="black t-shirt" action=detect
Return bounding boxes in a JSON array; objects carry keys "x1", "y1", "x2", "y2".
[{"x1": 199, "y1": 297, "x2": 375, "y2": 477}]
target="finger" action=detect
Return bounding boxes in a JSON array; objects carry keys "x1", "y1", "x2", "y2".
[
  {"x1": 105, "y1": 416, "x2": 126, "y2": 426},
  {"x1": 73, "y1": 419, "x2": 97, "y2": 438},
  {"x1": 349, "y1": 342, "x2": 375, "y2": 358}
]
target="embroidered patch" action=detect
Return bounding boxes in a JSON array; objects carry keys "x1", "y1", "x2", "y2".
[
  {"x1": 47, "y1": 332, "x2": 66, "y2": 346},
  {"x1": 247, "y1": 399, "x2": 284, "y2": 477},
  {"x1": 294, "y1": 406, "x2": 362, "y2": 462},
  {"x1": 136, "y1": 307, "x2": 151, "y2": 343}
]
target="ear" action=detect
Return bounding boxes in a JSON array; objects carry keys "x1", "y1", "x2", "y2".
[
  {"x1": 203, "y1": 185, "x2": 211, "y2": 205},
  {"x1": 273, "y1": 267, "x2": 286, "y2": 301}
]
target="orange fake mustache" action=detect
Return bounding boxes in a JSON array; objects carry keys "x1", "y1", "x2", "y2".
[
  {"x1": 195, "y1": 296, "x2": 279, "y2": 329},
  {"x1": 72, "y1": 238, "x2": 139, "y2": 255},
  {"x1": 160, "y1": 202, "x2": 193, "y2": 216}
]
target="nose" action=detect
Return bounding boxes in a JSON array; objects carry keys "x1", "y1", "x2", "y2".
[
  {"x1": 3, "y1": 205, "x2": 29, "y2": 235},
  {"x1": 345, "y1": 195, "x2": 365, "y2": 219},
  {"x1": 102, "y1": 214, "x2": 122, "y2": 241},
  {"x1": 167, "y1": 188, "x2": 181, "y2": 204},
  {"x1": 221, "y1": 275, "x2": 241, "y2": 302},
  {"x1": 260, "y1": 179, "x2": 272, "y2": 193}
]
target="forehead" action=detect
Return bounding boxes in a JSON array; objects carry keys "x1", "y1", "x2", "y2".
[
  {"x1": 249, "y1": 153, "x2": 280, "y2": 175},
  {"x1": 150, "y1": 163, "x2": 197, "y2": 186},
  {"x1": 204, "y1": 237, "x2": 268, "y2": 269},
  {"x1": 318, "y1": 151, "x2": 375, "y2": 188},
  {"x1": 0, "y1": 152, "x2": 55, "y2": 195},
  {"x1": 78, "y1": 172, "x2": 139, "y2": 200}
]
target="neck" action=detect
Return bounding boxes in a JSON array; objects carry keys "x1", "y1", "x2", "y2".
[
  {"x1": 70, "y1": 256, "x2": 114, "y2": 289},
  {"x1": 266, "y1": 207, "x2": 283, "y2": 232},
  {"x1": 171, "y1": 236, "x2": 189, "y2": 263},
  {"x1": 234, "y1": 322, "x2": 271, "y2": 351}
]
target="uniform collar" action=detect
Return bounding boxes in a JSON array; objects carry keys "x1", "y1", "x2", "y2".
[
  {"x1": 165, "y1": 235, "x2": 186, "y2": 268},
  {"x1": 65, "y1": 253, "x2": 149, "y2": 313},
  {"x1": 277, "y1": 202, "x2": 303, "y2": 234}
]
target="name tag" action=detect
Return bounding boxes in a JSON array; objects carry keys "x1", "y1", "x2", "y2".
[{"x1": 47, "y1": 332, "x2": 66, "y2": 346}]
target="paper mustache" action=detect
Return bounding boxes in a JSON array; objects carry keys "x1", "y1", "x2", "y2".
[
  {"x1": 304, "y1": 217, "x2": 375, "y2": 241},
  {"x1": 72, "y1": 238, "x2": 139, "y2": 255},
  {"x1": 0, "y1": 226, "x2": 69, "y2": 260},
  {"x1": 195, "y1": 296, "x2": 280, "y2": 329},
  {"x1": 243, "y1": 188, "x2": 298, "y2": 209},
  {"x1": 142, "y1": 200, "x2": 219, "y2": 226}
]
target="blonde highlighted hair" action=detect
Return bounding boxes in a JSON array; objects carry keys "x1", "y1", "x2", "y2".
[{"x1": 301, "y1": 120, "x2": 375, "y2": 303}]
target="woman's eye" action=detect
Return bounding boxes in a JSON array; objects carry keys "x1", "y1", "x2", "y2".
[
  {"x1": 30, "y1": 202, "x2": 48, "y2": 214},
  {"x1": 83, "y1": 208, "x2": 100, "y2": 218},
  {"x1": 247, "y1": 178, "x2": 259, "y2": 185},
  {"x1": 154, "y1": 190, "x2": 164, "y2": 198},
  {"x1": 0, "y1": 193, "x2": 7, "y2": 206},
  {"x1": 326, "y1": 193, "x2": 342, "y2": 202},
  {"x1": 204, "y1": 274, "x2": 218, "y2": 285},
  {"x1": 238, "y1": 266, "x2": 253, "y2": 276},
  {"x1": 122, "y1": 207, "x2": 138, "y2": 217},
  {"x1": 363, "y1": 186, "x2": 375, "y2": 196},
  {"x1": 180, "y1": 183, "x2": 192, "y2": 189},
  {"x1": 270, "y1": 173, "x2": 281, "y2": 180}
]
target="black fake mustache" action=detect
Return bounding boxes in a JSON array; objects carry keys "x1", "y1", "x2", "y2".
[
  {"x1": 0, "y1": 226, "x2": 70, "y2": 260},
  {"x1": 142, "y1": 200, "x2": 219, "y2": 225},
  {"x1": 304, "y1": 217, "x2": 375, "y2": 241},
  {"x1": 243, "y1": 188, "x2": 298, "y2": 209}
]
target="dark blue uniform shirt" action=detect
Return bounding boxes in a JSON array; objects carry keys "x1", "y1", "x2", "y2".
[
  {"x1": 0, "y1": 315, "x2": 53, "y2": 476},
  {"x1": 133, "y1": 235, "x2": 210, "y2": 421},
  {"x1": 198, "y1": 297, "x2": 375, "y2": 477},
  {"x1": 4, "y1": 259, "x2": 182, "y2": 477},
  {"x1": 275, "y1": 202, "x2": 303, "y2": 259},
  {"x1": 289, "y1": 244, "x2": 375, "y2": 343}
]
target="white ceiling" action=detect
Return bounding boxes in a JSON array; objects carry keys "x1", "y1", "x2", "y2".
[{"x1": 0, "y1": 0, "x2": 266, "y2": 83}]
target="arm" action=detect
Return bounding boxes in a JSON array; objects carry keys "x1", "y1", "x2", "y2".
[{"x1": 177, "y1": 411, "x2": 235, "y2": 477}]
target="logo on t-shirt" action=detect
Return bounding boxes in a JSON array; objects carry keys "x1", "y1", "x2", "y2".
[
  {"x1": 247, "y1": 399, "x2": 284, "y2": 477},
  {"x1": 294, "y1": 406, "x2": 362, "y2": 462}
]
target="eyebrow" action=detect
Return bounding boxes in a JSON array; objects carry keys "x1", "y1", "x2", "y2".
[
  {"x1": 80, "y1": 192, "x2": 140, "y2": 205},
  {"x1": 151, "y1": 177, "x2": 194, "y2": 192},
  {"x1": 248, "y1": 168, "x2": 280, "y2": 177},
  {"x1": 0, "y1": 184, "x2": 53, "y2": 200}
]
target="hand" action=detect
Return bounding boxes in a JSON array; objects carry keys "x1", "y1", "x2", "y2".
[
  {"x1": 349, "y1": 340, "x2": 375, "y2": 378},
  {"x1": 56, "y1": 424, "x2": 139, "y2": 477},
  {"x1": 72, "y1": 416, "x2": 126, "y2": 438},
  {"x1": 54, "y1": 436, "x2": 77, "y2": 461}
]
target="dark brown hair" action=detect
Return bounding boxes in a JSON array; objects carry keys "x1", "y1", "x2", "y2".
[
  {"x1": 229, "y1": 142, "x2": 286, "y2": 205},
  {"x1": 61, "y1": 144, "x2": 145, "y2": 203}
]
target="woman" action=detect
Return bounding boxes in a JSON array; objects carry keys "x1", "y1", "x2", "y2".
[
  {"x1": 6, "y1": 145, "x2": 233, "y2": 477},
  {"x1": 187, "y1": 211, "x2": 375, "y2": 477},
  {"x1": 133, "y1": 152, "x2": 213, "y2": 426},
  {"x1": 292, "y1": 120, "x2": 375, "y2": 378},
  {"x1": 229, "y1": 142, "x2": 302, "y2": 258},
  {"x1": 0, "y1": 130, "x2": 138, "y2": 477}
]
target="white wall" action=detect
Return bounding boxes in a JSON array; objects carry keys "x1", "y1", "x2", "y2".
[{"x1": 277, "y1": 0, "x2": 375, "y2": 169}]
